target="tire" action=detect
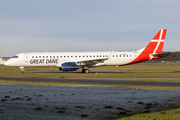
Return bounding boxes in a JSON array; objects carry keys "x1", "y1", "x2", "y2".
[
  {"x1": 84, "y1": 69, "x2": 90, "y2": 73},
  {"x1": 82, "y1": 69, "x2": 90, "y2": 73}
]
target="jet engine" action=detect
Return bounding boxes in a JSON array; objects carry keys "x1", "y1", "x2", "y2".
[{"x1": 59, "y1": 62, "x2": 80, "y2": 71}]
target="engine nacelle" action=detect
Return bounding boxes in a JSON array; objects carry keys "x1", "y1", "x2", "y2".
[{"x1": 59, "y1": 62, "x2": 80, "y2": 71}]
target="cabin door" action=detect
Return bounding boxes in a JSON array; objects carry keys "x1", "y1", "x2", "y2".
[{"x1": 24, "y1": 53, "x2": 29, "y2": 63}]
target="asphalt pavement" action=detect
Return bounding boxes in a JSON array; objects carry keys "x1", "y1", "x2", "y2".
[{"x1": 0, "y1": 77, "x2": 180, "y2": 86}]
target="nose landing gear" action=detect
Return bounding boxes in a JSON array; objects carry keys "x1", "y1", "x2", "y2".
[{"x1": 19, "y1": 66, "x2": 24, "y2": 74}]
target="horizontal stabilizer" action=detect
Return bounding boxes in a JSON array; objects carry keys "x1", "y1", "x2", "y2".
[{"x1": 151, "y1": 52, "x2": 172, "y2": 58}]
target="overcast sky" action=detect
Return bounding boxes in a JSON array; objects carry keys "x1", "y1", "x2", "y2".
[{"x1": 0, "y1": 0, "x2": 180, "y2": 56}]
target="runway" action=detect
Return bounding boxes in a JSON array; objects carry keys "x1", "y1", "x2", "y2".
[{"x1": 0, "y1": 77, "x2": 180, "y2": 86}]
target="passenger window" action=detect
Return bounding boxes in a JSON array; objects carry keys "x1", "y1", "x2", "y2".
[
  {"x1": 36, "y1": 56, "x2": 38, "y2": 58},
  {"x1": 116, "y1": 55, "x2": 118, "y2": 57},
  {"x1": 64, "y1": 56, "x2": 66, "y2": 58},
  {"x1": 39, "y1": 56, "x2": 41, "y2": 58},
  {"x1": 32, "y1": 56, "x2": 34, "y2": 58}
]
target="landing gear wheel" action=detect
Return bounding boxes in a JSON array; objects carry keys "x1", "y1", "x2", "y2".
[
  {"x1": 82, "y1": 69, "x2": 90, "y2": 73},
  {"x1": 19, "y1": 66, "x2": 25, "y2": 74}
]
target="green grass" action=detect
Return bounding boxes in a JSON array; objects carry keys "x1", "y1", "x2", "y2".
[
  {"x1": 119, "y1": 108, "x2": 180, "y2": 120},
  {"x1": 1, "y1": 63, "x2": 180, "y2": 79},
  {"x1": 1, "y1": 63, "x2": 180, "y2": 120}
]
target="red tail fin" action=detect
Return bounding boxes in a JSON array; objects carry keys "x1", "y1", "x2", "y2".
[
  {"x1": 120, "y1": 29, "x2": 167, "y2": 66},
  {"x1": 145, "y1": 29, "x2": 167, "y2": 54}
]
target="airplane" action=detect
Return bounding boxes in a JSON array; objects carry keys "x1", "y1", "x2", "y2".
[{"x1": 4, "y1": 29, "x2": 171, "y2": 74}]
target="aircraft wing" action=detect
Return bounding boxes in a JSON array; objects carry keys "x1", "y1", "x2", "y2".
[
  {"x1": 56, "y1": 57, "x2": 109, "y2": 67},
  {"x1": 75, "y1": 57, "x2": 108, "y2": 66},
  {"x1": 56, "y1": 51, "x2": 114, "y2": 67}
]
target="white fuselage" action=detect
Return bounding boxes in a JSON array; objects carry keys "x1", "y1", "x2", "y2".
[
  {"x1": 5, "y1": 51, "x2": 140, "y2": 68},
  {"x1": 4, "y1": 29, "x2": 168, "y2": 73}
]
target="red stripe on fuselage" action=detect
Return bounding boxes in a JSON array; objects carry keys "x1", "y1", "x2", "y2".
[{"x1": 118, "y1": 42, "x2": 158, "y2": 67}]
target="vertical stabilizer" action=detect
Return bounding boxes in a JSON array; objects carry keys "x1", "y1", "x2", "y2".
[
  {"x1": 141, "y1": 29, "x2": 167, "y2": 54},
  {"x1": 120, "y1": 29, "x2": 167, "y2": 66}
]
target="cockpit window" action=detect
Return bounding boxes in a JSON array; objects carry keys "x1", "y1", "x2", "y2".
[{"x1": 12, "y1": 56, "x2": 18, "y2": 58}]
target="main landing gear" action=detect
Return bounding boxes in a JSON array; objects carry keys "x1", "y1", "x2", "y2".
[
  {"x1": 82, "y1": 69, "x2": 90, "y2": 73},
  {"x1": 19, "y1": 66, "x2": 24, "y2": 74}
]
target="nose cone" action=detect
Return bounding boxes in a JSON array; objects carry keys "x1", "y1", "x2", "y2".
[{"x1": 4, "y1": 61, "x2": 9, "y2": 66}]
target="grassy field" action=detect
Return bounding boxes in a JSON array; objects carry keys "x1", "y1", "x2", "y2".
[
  {"x1": 1, "y1": 63, "x2": 180, "y2": 120},
  {"x1": 1, "y1": 63, "x2": 180, "y2": 79},
  {"x1": 119, "y1": 108, "x2": 180, "y2": 120}
]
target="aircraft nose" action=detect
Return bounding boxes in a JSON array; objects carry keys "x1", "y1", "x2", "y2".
[{"x1": 4, "y1": 61, "x2": 9, "y2": 66}]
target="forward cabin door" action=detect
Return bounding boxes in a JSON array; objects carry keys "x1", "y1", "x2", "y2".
[{"x1": 24, "y1": 53, "x2": 29, "y2": 63}]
